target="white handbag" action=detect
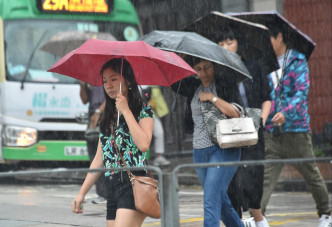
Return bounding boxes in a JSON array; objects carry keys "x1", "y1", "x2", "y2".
[{"x1": 216, "y1": 103, "x2": 258, "y2": 149}]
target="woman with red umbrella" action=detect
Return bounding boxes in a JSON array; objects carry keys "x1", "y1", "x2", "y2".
[{"x1": 71, "y1": 58, "x2": 154, "y2": 227}]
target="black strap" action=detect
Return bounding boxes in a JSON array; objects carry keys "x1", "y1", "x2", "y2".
[{"x1": 276, "y1": 49, "x2": 290, "y2": 88}]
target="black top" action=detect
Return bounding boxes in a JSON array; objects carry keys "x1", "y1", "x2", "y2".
[{"x1": 241, "y1": 60, "x2": 271, "y2": 108}]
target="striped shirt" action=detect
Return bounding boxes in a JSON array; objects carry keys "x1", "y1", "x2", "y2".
[{"x1": 191, "y1": 83, "x2": 217, "y2": 149}]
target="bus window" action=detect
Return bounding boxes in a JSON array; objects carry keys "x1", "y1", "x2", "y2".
[{"x1": 4, "y1": 19, "x2": 140, "y2": 84}]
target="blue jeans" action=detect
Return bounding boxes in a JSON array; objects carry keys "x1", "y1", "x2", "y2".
[{"x1": 193, "y1": 145, "x2": 244, "y2": 227}]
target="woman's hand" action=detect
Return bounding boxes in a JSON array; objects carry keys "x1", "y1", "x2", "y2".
[
  {"x1": 116, "y1": 93, "x2": 130, "y2": 114},
  {"x1": 71, "y1": 194, "x2": 84, "y2": 213},
  {"x1": 199, "y1": 92, "x2": 214, "y2": 102},
  {"x1": 271, "y1": 112, "x2": 285, "y2": 126}
]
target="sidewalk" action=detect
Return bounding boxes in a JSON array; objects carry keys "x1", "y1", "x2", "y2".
[{"x1": 0, "y1": 183, "x2": 330, "y2": 227}]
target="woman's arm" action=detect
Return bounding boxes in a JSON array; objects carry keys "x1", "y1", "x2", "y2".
[
  {"x1": 71, "y1": 140, "x2": 104, "y2": 213},
  {"x1": 199, "y1": 92, "x2": 240, "y2": 118},
  {"x1": 79, "y1": 81, "x2": 89, "y2": 104},
  {"x1": 122, "y1": 111, "x2": 154, "y2": 152},
  {"x1": 116, "y1": 94, "x2": 153, "y2": 152},
  {"x1": 261, "y1": 100, "x2": 271, "y2": 126}
]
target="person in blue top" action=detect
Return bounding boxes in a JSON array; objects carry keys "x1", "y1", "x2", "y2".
[
  {"x1": 72, "y1": 58, "x2": 154, "y2": 227},
  {"x1": 262, "y1": 25, "x2": 331, "y2": 227}
]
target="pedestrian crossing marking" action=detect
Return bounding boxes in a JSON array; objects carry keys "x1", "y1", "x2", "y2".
[{"x1": 142, "y1": 211, "x2": 317, "y2": 226}]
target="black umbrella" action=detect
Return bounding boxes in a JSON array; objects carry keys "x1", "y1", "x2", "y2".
[
  {"x1": 229, "y1": 10, "x2": 316, "y2": 60},
  {"x1": 40, "y1": 30, "x2": 117, "y2": 57},
  {"x1": 140, "y1": 30, "x2": 251, "y2": 83},
  {"x1": 183, "y1": 11, "x2": 279, "y2": 74}
]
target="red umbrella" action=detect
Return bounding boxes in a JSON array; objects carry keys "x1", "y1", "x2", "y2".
[{"x1": 47, "y1": 39, "x2": 197, "y2": 87}]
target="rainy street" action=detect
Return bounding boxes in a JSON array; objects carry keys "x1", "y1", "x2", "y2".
[
  {"x1": 1, "y1": 0, "x2": 332, "y2": 227},
  {"x1": 0, "y1": 175, "x2": 331, "y2": 227}
]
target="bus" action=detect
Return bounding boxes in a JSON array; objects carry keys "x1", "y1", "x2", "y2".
[{"x1": 0, "y1": 0, "x2": 142, "y2": 164}]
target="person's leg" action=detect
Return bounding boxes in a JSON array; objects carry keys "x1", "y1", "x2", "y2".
[
  {"x1": 153, "y1": 116, "x2": 164, "y2": 155},
  {"x1": 152, "y1": 116, "x2": 170, "y2": 166},
  {"x1": 242, "y1": 128, "x2": 267, "y2": 223},
  {"x1": 87, "y1": 138, "x2": 108, "y2": 199},
  {"x1": 227, "y1": 168, "x2": 244, "y2": 218},
  {"x1": 221, "y1": 193, "x2": 244, "y2": 227},
  {"x1": 287, "y1": 133, "x2": 331, "y2": 217},
  {"x1": 107, "y1": 220, "x2": 115, "y2": 227},
  {"x1": 113, "y1": 209, "x2": 146, "y2": 227},
  {"x1": 194, "y1": 146, "x2": 226, "y2": 227},
  {"x1": 261, "y1": 132, "x2": 284, "y2": 214},
  {"x1": 193, "y1": 147, "x2": 210, "y2": 189},
  {"x1": 194, "y1": 146, "x2": 243, "y2": 227},
  {"x1": 218, "y1": 147, "x2": 243, "y2": 227}
]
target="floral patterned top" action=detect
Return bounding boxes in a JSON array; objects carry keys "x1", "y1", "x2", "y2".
[{"x1": 100, "y1": 104, "x2": 154, "y2": 176}]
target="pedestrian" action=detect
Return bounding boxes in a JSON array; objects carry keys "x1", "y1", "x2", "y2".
[
  {"x1": 262, "y1": 24, "x2": 332, "y2": 227},
  {"x1": 215, "y1": 27, "x2": 271, "y2": 227},
  {"x1": 72, "y1": 58, "x2": 154, "y2": 227},
  {"x1": 79, "y1": 81, "x2": 108, "y2": 204},
  {"x1": 172, "y1": 57, "x2": 244, "y2": 227},
  {"x1": 142, "y1": 85, "x2": 170, "y2": 166}
]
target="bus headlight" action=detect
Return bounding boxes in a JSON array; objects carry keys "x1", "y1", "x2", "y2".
[{"x1": 2, "y1": 125, "x2": 37, "y2": 147}]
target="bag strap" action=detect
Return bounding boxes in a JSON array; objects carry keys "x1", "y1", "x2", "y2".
[
  {"x1": 112, "y1": 127, "x2": 154, "y2": 179},
  {"x1": 231, "y1": 102, "x2": 245, "y2": 117},
  {"x1": 276, "y1": 49, "x2": 291, "y2": 111}
]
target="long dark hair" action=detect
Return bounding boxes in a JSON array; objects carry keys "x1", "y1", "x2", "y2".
[{"x1": 99, "y1": 58, "x2": 145, "y2": 136}]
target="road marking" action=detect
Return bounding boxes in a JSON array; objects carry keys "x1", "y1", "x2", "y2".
[
  {"x1": 142, "y1": 212, "x2": 317, "y2": 226},
  {"x1": 269, "y1": 219, "x2": 305, "y2": 225},
  {"x1": 267, "y1": 211, "x2": 316, "y2": 217}
]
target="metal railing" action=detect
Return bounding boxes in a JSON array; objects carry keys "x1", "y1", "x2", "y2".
[
  {"x1": 0, "y1": 157, "x2": 331, "y2": 227},
  {"x1": 169, "y1": 157, "x2": 332, "y2": 227}
]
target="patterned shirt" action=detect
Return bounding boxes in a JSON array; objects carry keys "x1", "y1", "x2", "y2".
[
  {"x1": 266, "y1": 49, "x2": 311, "y2": 133},
  {"x1": 191, "y1": 83, "x2": 217, "y2": 149},
  {"x1": 100, "y1": 104, "x2": 154, "y2": 176}
]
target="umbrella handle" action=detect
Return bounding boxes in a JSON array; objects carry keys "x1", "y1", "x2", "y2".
[
  {"x1": 170, "y1": 79, "x2": 182, "y2": 113},
  {"x1": 117, "y1": 57, "x2": 124, "y2": 128}
]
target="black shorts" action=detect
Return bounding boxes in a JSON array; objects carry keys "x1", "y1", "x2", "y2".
[{"x1": 106, "y1": 171, "x2": 147, "y2": 220}]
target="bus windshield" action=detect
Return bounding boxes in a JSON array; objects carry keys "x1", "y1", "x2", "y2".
[{"x1": 5, "y1": 19, "x2": 140, "y2": 84}]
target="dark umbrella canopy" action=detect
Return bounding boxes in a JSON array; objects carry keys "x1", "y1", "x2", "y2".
[
  {"x1": 140, "y1": 30, "x2": 251, "y2": 82},
  {"x1": 183, "y1": 11, "x2": 279, "y2": 74},
  {"x1": 229, "y1": 10, "x2": 316, "y2": 60},
  {"x1": 40, "y1": 31, "x2": 117, "y2": 57}
]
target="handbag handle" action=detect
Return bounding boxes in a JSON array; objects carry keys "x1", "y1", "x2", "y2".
[
  {"x1": 112, "y1": 127, "x2": 154, "y2": 179},
  {"x1": 230, "y1": 102, "x2": 245, "y2": 117}
]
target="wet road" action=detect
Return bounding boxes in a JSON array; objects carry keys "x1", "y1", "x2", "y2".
[{"x1": 0, "y1": 181, "x2": 329, "y2": 227}]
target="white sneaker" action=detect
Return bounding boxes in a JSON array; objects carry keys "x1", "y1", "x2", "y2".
[
  {"x1": 318, "y1": 214, "x2": 332, "y2": 227},
  {"x1": 92, "y1": 196, "x2": 107, "y2": 204},
  {"x1": 242, "y1": 217, "x2": 255, "y2": 227},
  {"x1": 256, "y1": 217, "x2": 270, "y2": 227},
  {"x1": 153, "y1": 156, "x2": 170, "y2": 166}
]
